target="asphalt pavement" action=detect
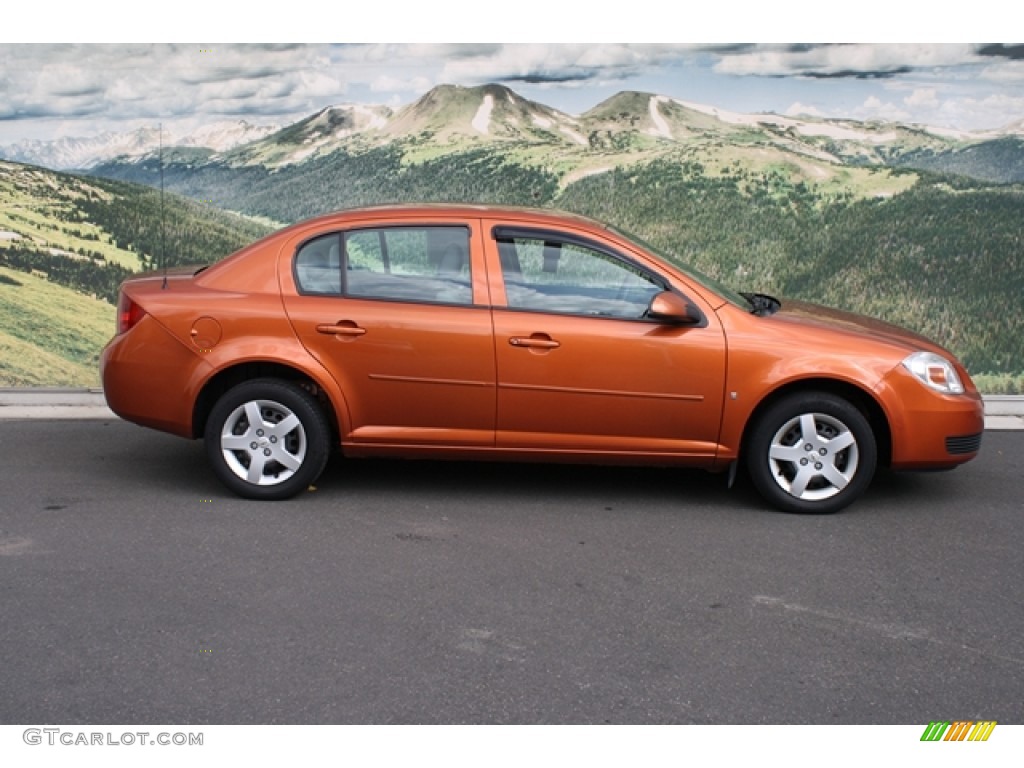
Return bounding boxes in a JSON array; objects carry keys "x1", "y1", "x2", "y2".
[{"x1": 0, "y1": 416, "x2": 1021, "y2": 724}]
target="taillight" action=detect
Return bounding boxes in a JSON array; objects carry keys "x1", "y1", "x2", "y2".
[{"x1": 117, "y1": 293, "x2": 146, "y2": 334}]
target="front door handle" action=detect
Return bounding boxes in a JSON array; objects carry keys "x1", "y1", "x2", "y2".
[
  {"x1": 509, "y1": 334, "x2": 560, "y2": 350},
  {"x1": 316, "y1": 321, "x2": 367, "y2": 337}
]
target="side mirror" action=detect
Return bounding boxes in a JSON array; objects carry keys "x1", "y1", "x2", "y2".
[{"x1": 647, "y1": 291, "x2": 703, "y2": 325}]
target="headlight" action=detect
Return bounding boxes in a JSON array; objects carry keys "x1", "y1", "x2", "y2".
[{"x1": 902, "y1": 351, "x2": 964, "y2": 395}]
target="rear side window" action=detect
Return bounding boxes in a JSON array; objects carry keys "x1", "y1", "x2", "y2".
[
  {"x1": 294, "y1": 234, "x2": 342, "y2": 295},
  {"x1": 294, "y1": 226, "x2": 472, "y2": 306}
]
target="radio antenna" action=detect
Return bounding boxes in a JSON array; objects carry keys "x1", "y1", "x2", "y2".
[{"x1": 159, "y1": 122, "x2": 167, "y2": 289}]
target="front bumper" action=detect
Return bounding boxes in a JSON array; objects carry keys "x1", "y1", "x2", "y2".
[{"x1": 875, "y1": 365, "x2": 985, "y2": 469}]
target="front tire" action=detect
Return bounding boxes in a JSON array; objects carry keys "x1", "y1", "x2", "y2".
[
  {"x1": 204, "y1": 379, "x2": 330, "y2": 500},
  {"x1": 746, "y1": 392, "x2": 877, "y2": 514}
]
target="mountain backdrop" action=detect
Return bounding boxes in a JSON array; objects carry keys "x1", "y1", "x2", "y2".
[{"x1": 1, "y1": 83, "x2": 1022, "y2": 391}]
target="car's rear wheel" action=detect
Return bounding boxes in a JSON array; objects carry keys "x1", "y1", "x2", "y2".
[
  {"x1": 204, "y1": 379, "x2": 329, "y2": 500},
  {"x1": 746, "y1": 392, "x2": 877, "y2": 514}
]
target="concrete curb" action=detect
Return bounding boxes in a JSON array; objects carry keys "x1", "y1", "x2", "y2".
[
  {"x1": 983, "y1": 396, "x2": 1024, "y2": 430},
  {"x1": 0, "y1": 388, "x2": 117, "y2": 420},
  {"x1": 1, "y1": 388, "x2": 1022, "y2": 430}
]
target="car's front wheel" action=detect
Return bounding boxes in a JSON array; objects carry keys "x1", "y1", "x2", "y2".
[
  {"x1": 746, "y1": 392, "x2": 877, "y2": 514},
  {"x1": 204, "y1": 379, "x2": 330, "y2": 500}
]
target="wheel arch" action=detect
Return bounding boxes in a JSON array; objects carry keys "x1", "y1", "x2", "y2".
[
  {"x1": 192, "y1": 361, "x2": 343, "y2": 443},
  {"x1": 740, "y1": 378, "x2": 892, "y2": 468}
]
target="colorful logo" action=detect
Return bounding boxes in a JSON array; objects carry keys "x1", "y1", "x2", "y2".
[{"x1": 921, "y1": 721, "x2": 997, "y2": 742}]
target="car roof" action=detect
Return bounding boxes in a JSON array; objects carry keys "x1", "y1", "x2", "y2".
[{"x1": 277, "y1": 203, "x2": 609, "y2": 236}]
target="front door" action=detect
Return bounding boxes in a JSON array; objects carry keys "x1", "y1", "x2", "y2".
[{"x1": 486, "y1": 225, "x2": 726, "y2": 458}]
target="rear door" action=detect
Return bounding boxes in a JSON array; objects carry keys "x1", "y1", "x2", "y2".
[{"x1": 281, "y1": 218, "x2": 497, "y2": 447}]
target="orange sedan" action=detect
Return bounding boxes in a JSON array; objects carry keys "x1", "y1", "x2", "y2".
[{"x1": 100, "y1": 204, "x2": 984, "y2": 513}]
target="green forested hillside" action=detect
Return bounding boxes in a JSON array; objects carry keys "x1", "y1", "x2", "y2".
[
  {"x1": 893, "y1": 137, "x2": 1024, "y2": 184},
  {"x1": 1, "y1": 161, "x2": 270, "y2": 279},
  {"x1": 73, "y1": 176, "x2": 271, "y2": 270}
]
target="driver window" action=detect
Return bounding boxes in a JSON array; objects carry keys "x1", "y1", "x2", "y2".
[{"x1": 498, "y1": 235, "x2": 662, "y2": 318}]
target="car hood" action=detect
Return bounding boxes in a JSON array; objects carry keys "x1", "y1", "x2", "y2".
[{"x1": 772, "y1": 299, "x2": 950, "y2": 356}]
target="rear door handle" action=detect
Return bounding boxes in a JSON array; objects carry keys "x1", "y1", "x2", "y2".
[
  {"x1": 509, "y1": 334, "x2": 560, "y2": 350},
  {"x1": 316, "y1": 321, "x2": 366, "y2": 337}
]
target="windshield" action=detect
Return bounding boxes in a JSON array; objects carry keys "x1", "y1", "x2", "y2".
[{"x1": 607, "y1": 224, "x2": 751, "y2": 310}]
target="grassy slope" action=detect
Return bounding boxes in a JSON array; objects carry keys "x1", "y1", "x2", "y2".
[{"x1": 0, "y1": 266, "x2": 112, "y2": 386}]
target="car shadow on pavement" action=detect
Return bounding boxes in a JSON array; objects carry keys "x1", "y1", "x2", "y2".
[
  {"x1": 315, "y1": 452, "x2": 763, "y2": 511},
  {"x1": 85, "y1": 420, "x2": 973, "y2": 516}
]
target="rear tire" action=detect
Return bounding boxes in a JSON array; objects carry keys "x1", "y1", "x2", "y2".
[
  {"x1": 204, "y1": 378, "x2": 330, "y2": 500},
  {"x1": 746, "y1": 392, "x2": 876, "y2": 514}
]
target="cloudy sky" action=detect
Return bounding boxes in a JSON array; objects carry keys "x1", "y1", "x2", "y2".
[{"x1": 2, "y1": 35, "x2": 1022, "y2": 144}]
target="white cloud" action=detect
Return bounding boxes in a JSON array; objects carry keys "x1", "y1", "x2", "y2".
[
  {"x1": 938, "y1": 93, "x2": 1024, "y2": 130},
  {"x1": 369, "y1": 74, "x2": 434, "y2": 95},
  {"x1": 0, "y1": 44, "x2": 349, "y2": 124},
  {"x1": 978, "y1": 60, "x2": 1024, "y2": 83},
  {"x1": 435, "y1": 44, "x2": 701, "y2": 85},
  {"x1": 854, "y1": 95, "x2": 911, "y2": 124},
  {"x1": 785, "y1": 102, "x2": 825, "y2": 118},
  {"x1": 905, "y1": 88, "x2": 940, "y2": 108},
  {"x1": 715, "y1": 44, "x2": 979, "y2": 78}
]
